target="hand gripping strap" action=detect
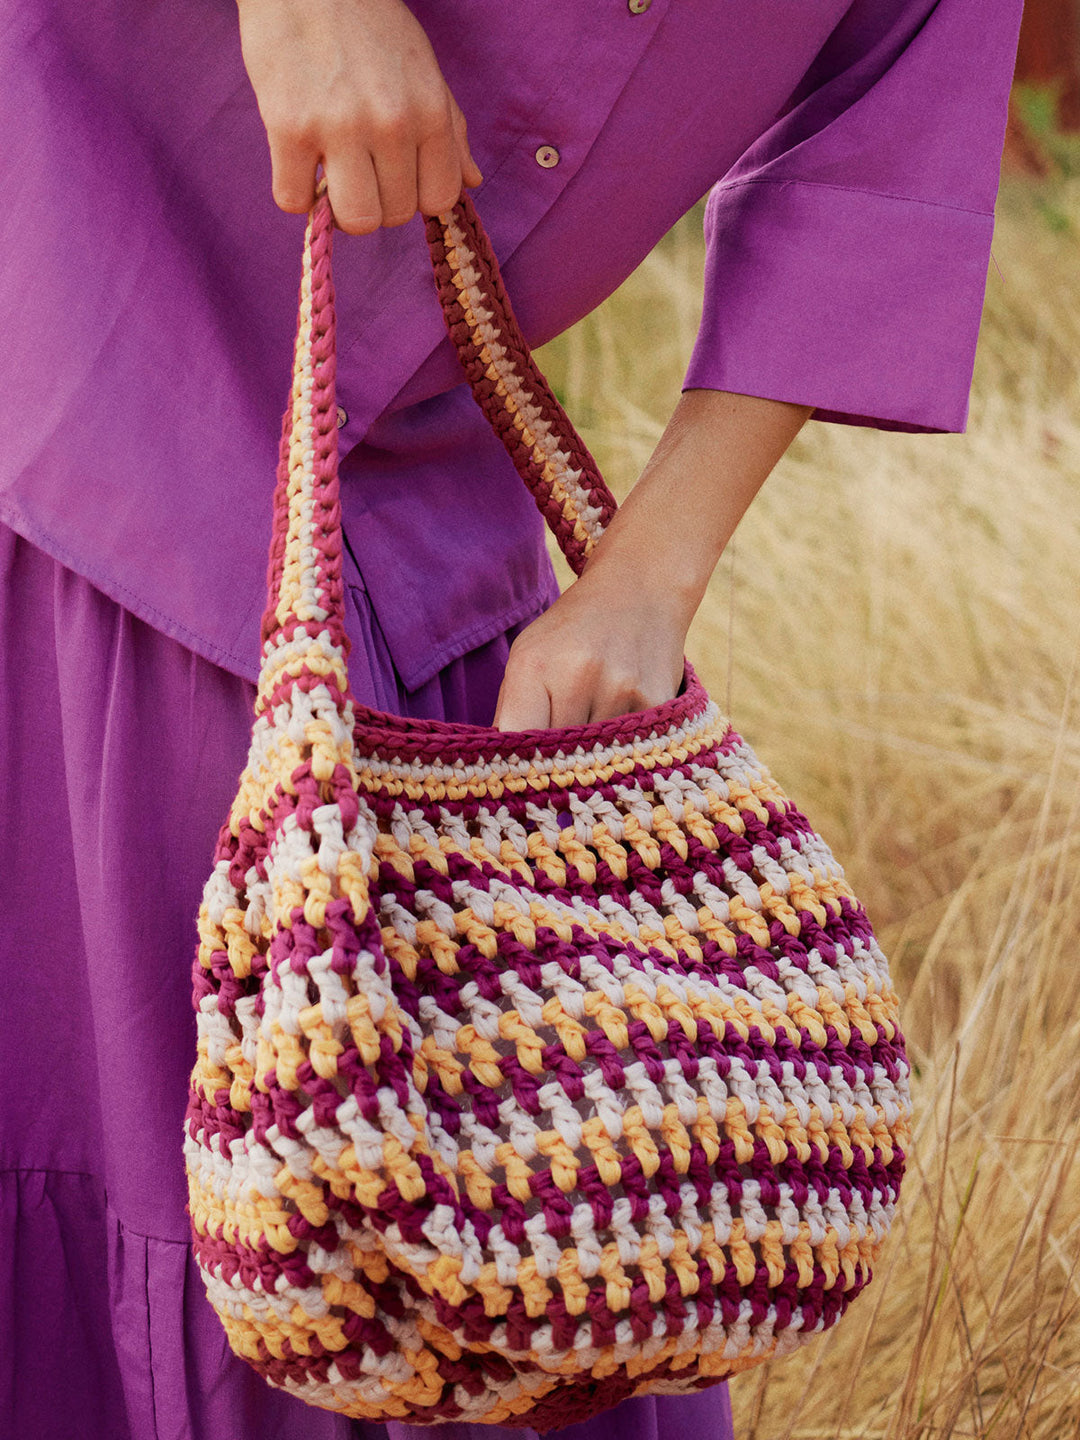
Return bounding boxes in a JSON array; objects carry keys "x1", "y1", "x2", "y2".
[{"x1": 261, "y1": 187, "x2": 621, "y2": 681}]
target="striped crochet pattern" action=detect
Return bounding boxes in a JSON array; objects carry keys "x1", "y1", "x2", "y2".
[{"x1": 184, "y1": 187, "x2": 911, "y2": 1428}]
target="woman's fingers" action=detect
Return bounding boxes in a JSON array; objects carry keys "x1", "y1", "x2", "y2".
[
  {"x1": 492, "y1": 570, "x2": 687, "y2": 734},
  {"x1": 417, "y1": 114, "x2": 467, "y2": 217},
  {"x1": 493, "y1": 666, "x2": 552, "y2": 733},
  {"x1": 494, "y1": 642, "x2": 601, "y2": 732},
  {"x1": 494, "y1": 652, "x2": 661, "y2": 733},
  {"x1": 450, "y1": 98, "x2": 483, "y2": 191},
  {"x1": 268, "y1": 131, "x2": 320, "y2": 215},
  {"x1": 371, "y1": 133, "x2": 419, "y2": 227},
  {"x1": 322, "y1": 147, "x2": 382, "y2": 233},
  {"x1": 238, "y1": 0, "x2": 481, "y2": 232},
  {"x1": 547, "y1": 663, "x2": 604, "y2": 728}
]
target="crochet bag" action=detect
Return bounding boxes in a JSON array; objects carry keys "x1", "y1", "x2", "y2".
[{"x1": 185, "y1": 187, "x2": 911, "y2": 1429}]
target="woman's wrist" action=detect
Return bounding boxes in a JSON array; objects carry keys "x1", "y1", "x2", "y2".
[{"x1": 493, "y1": 388, "x2": 809, "y2": 729}]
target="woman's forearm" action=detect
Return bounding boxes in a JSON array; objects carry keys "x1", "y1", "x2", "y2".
[
  {"x1": 584, "y1": 387, "x2": 813, "y2": 630},
  {"x1": 493, "y1": 388, "x2": 811, "y2": 729}
]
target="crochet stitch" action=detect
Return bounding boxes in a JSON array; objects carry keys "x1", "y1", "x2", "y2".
[{"x1": 184, "y1": 186, "x2": 911, "y2": 1428}]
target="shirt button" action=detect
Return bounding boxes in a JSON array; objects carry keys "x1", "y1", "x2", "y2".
[
  {"x1": 535, "y1": 145, "x2": 561, "y2": 169},
  {"x1": 628, "y1": 0, "x2": 652, "y2": 11},
  {"x1": 336, "y1": 406, "x2": 348, "y2": 429}
]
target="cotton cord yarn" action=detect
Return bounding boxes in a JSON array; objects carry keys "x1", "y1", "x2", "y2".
[{"x1": 184, "y1": 187, "x2": 911, "y2": 1428}]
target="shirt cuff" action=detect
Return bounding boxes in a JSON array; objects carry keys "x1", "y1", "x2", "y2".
[{"x1": 683, "y1": 177, "x2": 996, "y2": 434}]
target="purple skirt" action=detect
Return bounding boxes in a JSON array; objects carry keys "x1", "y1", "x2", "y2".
[{"x1": 0, "y1": 522, "x2": 734, "y2": 1440}]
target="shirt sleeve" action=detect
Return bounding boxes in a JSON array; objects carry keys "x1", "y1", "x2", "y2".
[{"x1": 682, "y1": 0, "x2": 1024, "y2": 433}]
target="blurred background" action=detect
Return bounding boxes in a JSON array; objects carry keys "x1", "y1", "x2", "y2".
[{"x1": 538, "y1": 8, "x2": 1080, "y2": 1436}]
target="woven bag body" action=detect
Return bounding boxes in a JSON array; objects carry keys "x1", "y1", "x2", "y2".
[{"x1": 185, "y1": 191, "x2": 911, "y2": 1429}]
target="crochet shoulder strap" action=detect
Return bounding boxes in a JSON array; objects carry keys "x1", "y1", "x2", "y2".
[
  {"x1": 424, "y1": 195, "x2": 618, "y2": 576},
  {"x1": 260, "y1": 186, "x2": 618, "y2": 662}
]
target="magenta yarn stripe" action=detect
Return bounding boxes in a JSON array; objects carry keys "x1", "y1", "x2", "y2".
[
  {"x1": 193, "y1": 892, "x2": 903, "y2": 1120},
  {"x1": 247, "y1": 734, "x2": 821, "y2": 858},
  {"x1": 193, "y1": 907, "x2": 903, "y2": 1108},
  {"x1": 214, "y1": 778, "x2": 831, "y2": 929},
  {"x1": 186, "y1": 1122, "x2": 903, "y2": 1286},
  {"x1": 187, "y1": 1069, "x2": 904, "y2": 1237},
  {"x1": 188, "y1": 1046, "x2": 906, "y2": 1223},
  {"x1": 189, "y1": 1219, "x2": 870, "y2": 1372},
  {"x1": 193, "y1": 842, "x2": 903, "y2": 1114},
  {"x1": 249, "y1": 1346, "x2": 722, "y2": 1431},
  {"x1": 191, "y1": 1215, "x2": 874, "y2": 1315},
  {"x1": 256, "y1": 778, "x2": 831, "y2": 905},
  {"x1": 189, "y1": 1220, "x2": 872, "y2": 1337},
  {"x1": 187, "y1": 1077, "x2": 905, "y2": 1300}
]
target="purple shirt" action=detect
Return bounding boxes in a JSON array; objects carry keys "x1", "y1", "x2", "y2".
[{"x1": 0, "y1": 0, "x2": 1022, "y2": 686}]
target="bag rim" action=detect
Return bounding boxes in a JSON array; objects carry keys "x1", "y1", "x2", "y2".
[{"x1": 261, "y1": 655, "x2": 721, "y2": 765}]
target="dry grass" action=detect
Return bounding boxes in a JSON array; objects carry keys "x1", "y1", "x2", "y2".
[{"x1": 536, "y1": 172, "x2": 1080, "y2": 1438}]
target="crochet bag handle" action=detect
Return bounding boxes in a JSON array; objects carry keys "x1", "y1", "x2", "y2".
[
  {"x1": 424, "y1": 193, "x2": 617, "y2": 576},
  {"x1": 261, "y1": 186, "x2": 617, "y2": 660}
]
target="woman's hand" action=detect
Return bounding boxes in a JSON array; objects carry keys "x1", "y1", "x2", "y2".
[
  {"x1": 493, "y1": 566, "x2": 687, "y2": 731},
  {"x1": 236, "y1": 0, "x2": 481, "y2": 232},
  {"x1": 494, "y1": 389, "x2": 813, "y2": 731}
]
